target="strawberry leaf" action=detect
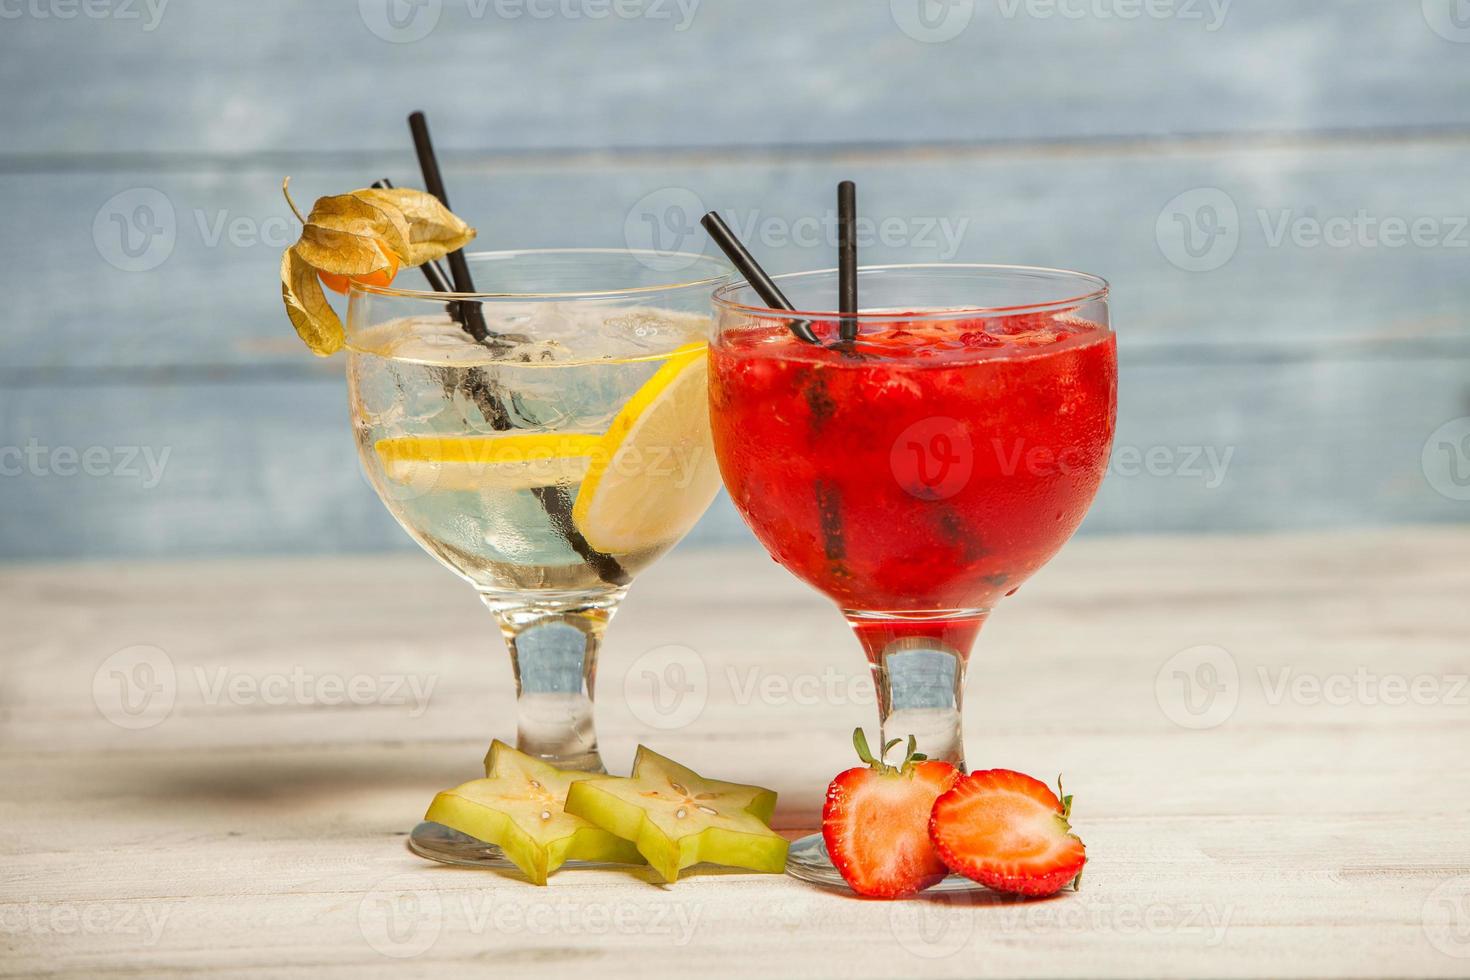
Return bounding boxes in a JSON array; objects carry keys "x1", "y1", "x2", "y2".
[{"x1": 852, "y1": 728, "x2": 880, "y2": 769}]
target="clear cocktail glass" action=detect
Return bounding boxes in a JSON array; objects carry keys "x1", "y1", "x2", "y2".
[
  {"x1": 707, "y1": 264, "x2": 1117, "y2": 889},
  {"x1": 346, "y1": 248, "x2": 729, "y2": 866}
]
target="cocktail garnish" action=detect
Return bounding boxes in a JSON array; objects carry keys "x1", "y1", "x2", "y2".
[
  {"x1": 424, "y1": 741, "x2": 644, "y2": 885},
  {"x1": 375, "y1": 434, "x2": 605, "y2": 492},
  {"x1": 821, "y1": 728, "x2": 959, "y2": 898},
  {"x1": 563, "y1": 745, "x2": 788, "y2": 882},
  {"x1": 571, "y1": 344, "x2": 721, "y2": 554},
  {"x1": 929, "y1": 768, "x2": 1087, "y2": 897},
  {"x1": 278, "y1": 177, "x2": 476, "y2": 356}
]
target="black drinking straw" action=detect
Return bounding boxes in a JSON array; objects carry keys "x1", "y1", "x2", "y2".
[
  {"x1": 407, "y1": 111, "x2": 491, "y2": 344},
  {"x1": 837, "y1": 181, "x2": 858, "y2": 343},
  {"x1": 700, "y1": 212, "x2": 820, "y2": 344},
  {"x1": 399, "y1": 113, "x2": 628, "y2": 587}
]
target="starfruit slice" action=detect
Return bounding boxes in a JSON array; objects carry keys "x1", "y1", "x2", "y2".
[
  {"x1": 424, "y1": 741, "x2": 644, "y2": 885},
  {"x1": 563, "y1": 746, "x2": 789, "y2": 882}
]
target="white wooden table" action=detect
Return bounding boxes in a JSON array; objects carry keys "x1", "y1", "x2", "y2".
[{"x1": 4, "y1": 530, "x2": 1469, "y2": 977}]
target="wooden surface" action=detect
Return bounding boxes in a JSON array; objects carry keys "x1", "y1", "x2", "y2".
[
  {"x1": 3, "y1": 2, "x2": 1469, "y2": 559},
  {"x1": 4, "y1": 529, "x2": 1470, "y2": 977}
]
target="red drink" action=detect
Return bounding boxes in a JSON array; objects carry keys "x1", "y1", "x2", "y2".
[
  {"x1": 710, "y1": 311, "x2": 1117, "y2": 654},
  {"x1": 714, "y1": 266, "x2": 1116, "y2": 883},
  {"x1": 710, "y1": 262, "x2": 1116, "y2": 785}
]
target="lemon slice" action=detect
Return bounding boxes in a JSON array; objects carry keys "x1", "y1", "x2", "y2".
[
  {"x1": 375, "y1": 433, "x2": 602, "y2": 493},
  {"x1": 572, "y1": 344, "x2": 720, "y2": 554}
]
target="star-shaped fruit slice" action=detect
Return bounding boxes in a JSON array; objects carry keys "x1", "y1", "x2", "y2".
[
  {"x1": 563, "y1": 746, "x2": 789, "y2": 882},
  {"x1": 424, "y1": 741, "x2": 644, "y2": 885}
]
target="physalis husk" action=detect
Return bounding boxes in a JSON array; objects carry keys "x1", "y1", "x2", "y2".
[{"x1": 279, "y1": 178, "x2": 476, "y2": 355}]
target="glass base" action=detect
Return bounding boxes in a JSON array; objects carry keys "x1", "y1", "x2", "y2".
[
  {"x1": 785, "y1": 832, "x2": 991, "y2": 895},
  {"x1": 408, "y1": 821, "x2": 634, "y2": 872}
]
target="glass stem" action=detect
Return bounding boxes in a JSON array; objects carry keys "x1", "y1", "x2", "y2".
[
  {"x1": 484, "y1": 589, "x2": 625, "y2": 774},
  {"x1": 849, "y1": 611, "x2": 988, "y2": 772}
]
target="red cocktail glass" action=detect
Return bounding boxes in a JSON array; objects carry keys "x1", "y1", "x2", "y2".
[{"x1": 708, "y1": 265, "x2": 1117, "y2": 888}]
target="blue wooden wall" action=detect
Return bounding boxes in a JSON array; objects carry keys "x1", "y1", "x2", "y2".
[{"x1": 2, "y1": 1, "x2": 1468, "y2": 559}]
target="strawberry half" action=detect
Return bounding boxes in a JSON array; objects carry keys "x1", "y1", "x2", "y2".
[
  {"x1": 928, "y1": 769, "x2": 1086, "y2": 897},
  {"x1": 822, "y1": 729, "x2": 960, "y2": 899}
]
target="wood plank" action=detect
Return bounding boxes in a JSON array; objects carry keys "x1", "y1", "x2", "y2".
[
  {"x1": 2, "y1": 350, "x2": 1468, "y2": 559},
  {"x1": 3, "y1": 1, "x2": 1468, "y2": 158},
  {"x1": 3, "y1": 138, "x2": 1468, "y2": 374},
  {"x1": 2, "y1": 533, "x2": 1469, "y2": 976}
]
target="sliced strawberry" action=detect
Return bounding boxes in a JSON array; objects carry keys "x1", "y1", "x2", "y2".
[
  {"x1": 822, "y1": 729, "x2": 960, "y2": 899},
  {"x1": 928, "y1": 769, "x2": 1086, "y2": 897}
]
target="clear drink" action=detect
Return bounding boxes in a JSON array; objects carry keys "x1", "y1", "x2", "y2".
[{"x1": 349, "y1": 309, "x2": 716, "y2": 596}]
